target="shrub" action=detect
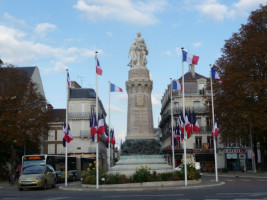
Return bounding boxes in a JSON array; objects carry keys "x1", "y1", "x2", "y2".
[{"x1": 130, "y1": 165, "x2": 152, "y2": 183}]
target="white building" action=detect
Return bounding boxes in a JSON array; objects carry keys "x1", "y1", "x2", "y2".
[{"x1": 159, "y1": 65, "x2": 224, "y2": 171}]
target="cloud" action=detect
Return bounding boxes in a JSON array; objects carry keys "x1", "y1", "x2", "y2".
[
  {"x1": 0, "y1": 25, "x2": 101, "y2": 72},
  {"x1": 3, "y1": 13, "x2": 28, "y2": 27},
  {"x1": 34, "y1": 23, "x2": 57, "y2": 37},
  {"x1": 109, "y1": 104, "x2": 126, "y2": 113},
  {"x1": 116, "y1": 93, "x2": 128, "y2": 102},
  {"x1": 197, "y1": 0, "x2": 228, "y2": 22},
  {"x1": 193, "y1": 42, "x2": 202, "y2": 48},
  {"x1": 152, "y1": 93, "x2": 161, "y2": 105},
  {"x1": 106, "y1": 31, "x2": 112, "y2": 37},
  {"x1": 196, "y1": 0, "x2": 266, "y2": 22},
  {"x1": 116, "y1": 129, "x2": 126, "y2": 145},
  {"x1": 73, "y1": 0, "x2": 168, "y2": 26},
  {"x1": 163, "y1": 50, "x2": 172, "y2": 56}
]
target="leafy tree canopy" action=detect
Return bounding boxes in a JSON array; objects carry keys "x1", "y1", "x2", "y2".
[{"x1": 214, "y1": 5, "x2": 267, "y2": 144}]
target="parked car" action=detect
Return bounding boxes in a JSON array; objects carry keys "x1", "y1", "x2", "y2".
[
  {"x1": 18, "y1": 164, "x2": 57, "y2": 191},
  {"x1": 175, "y1": 162, "x2": 201, "y2": 171}
]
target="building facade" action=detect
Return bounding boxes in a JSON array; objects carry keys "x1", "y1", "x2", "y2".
[
  {"x1": 159, "y1": 66, "x2": 225, "y2": 171},
  {"x1": 46, "y1": 81, "x2": 111, "y2": 170}
]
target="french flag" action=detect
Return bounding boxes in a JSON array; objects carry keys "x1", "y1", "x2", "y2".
[
  {"x1": 192, "y1": 112, "x2": 200, "y2": 133},
  {"x1": 97, "y1": 115, "x2": 105, "y2": 135},
  {"x1": 212, "y1": 118, "x2": 218, "y2": 139},
  {"x1": 63, "y1": 122, "x2": 73, "y2": 147},
  {"x1": 172, "y1": 80, "x2": 182, "y2": 91},
  {"x1": 67, "y1": 71, "x2": 71, "y2": 88},
  {"x1": 211, "y1": 67, "x2": 222, "y2": 82},
  {"x1": 96, "y1": 57, "x2": 102, "y2": 75},
  {"x1": 110, "y1": 83, "x2": 123, "y2": 92},
  {"x1": 182, "y1": 50, "x2": 199, "y2": 65}
]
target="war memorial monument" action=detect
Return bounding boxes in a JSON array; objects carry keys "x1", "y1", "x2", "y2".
[{"x1": 110, "y1": 33, "x2": 172, "y2": 175}]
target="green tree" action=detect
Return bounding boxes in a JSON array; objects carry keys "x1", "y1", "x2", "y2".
[
  {"x1": 0, "y1": 62, "x2": 52, "y2": 176},
  {"x1": 214, "y1": 5, "x2": 267, "y2": 146}
]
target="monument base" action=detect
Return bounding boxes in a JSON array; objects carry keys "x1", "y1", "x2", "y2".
[
  {"x1": 110, "y1": 140, "x2": 173, "y2": 176},
  {"x1": 109, "y1": 154, "x2": 173, "y2": 177},
  {"x1": 121, "y1": 139, "x2": 162, "y2": 155}
]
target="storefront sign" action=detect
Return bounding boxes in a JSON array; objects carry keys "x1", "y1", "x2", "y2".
[
  {"x1": 239, "y1": 154, "x2": 246, "y2": 159},
  {"x1": 227, "y1": 153, "x2": 237, "y2": 159},
  {"x1": 224, "y1": 148, "x2": 247, "y2": 153}
]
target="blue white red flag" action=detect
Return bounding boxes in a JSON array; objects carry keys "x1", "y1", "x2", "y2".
[
  {"x1": 63, "y1": 122, "x2": 73, "y2": 147},
  {"x1": 192, "y1": 112, "x2": 200, "y2": 133},
  {"x1": 96, "y1": 57, "x2": 102, "y2": 75},
  {"x1": 67, "y1": 71, "x2": 71, "y2": 88},
  {"x1": 172, "y1": 80, "x2": 182, "y2": 91},
  {"x1": 110, "y1": 83, "x2": 123, "y2": 92},
  {"x1": 182, "y1": 50, "x2": 199, "y2": 65},
  {"x1": 212, "y1": 118, "x2": 219, "y2": 139},
  {"x1": 211, "y1": 67, "x2": 222, "y2": 82}
]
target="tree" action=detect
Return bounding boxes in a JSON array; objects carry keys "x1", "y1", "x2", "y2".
[
  {"x1": 213, "y1": 5, "x2": 267, "y2": 146},
  {"x1": 0, "y1": 63, "x2": 52, "y2": 175}
]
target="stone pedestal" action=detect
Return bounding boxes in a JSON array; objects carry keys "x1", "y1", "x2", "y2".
[{"x1": 126, "y1": 67, "x2": 154, "y2": 140}]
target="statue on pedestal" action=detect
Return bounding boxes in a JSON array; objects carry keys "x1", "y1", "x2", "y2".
[{"x1": 128, "y1": 32, "x2": 148, "y2": 68}]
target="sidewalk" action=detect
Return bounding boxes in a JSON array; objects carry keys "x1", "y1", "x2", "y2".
[{"x1": 203, "y1": 171, "x2": 267, "y2": 178}]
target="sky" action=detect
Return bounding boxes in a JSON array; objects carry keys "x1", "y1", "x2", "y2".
[{"x1": 0, "y1": 0, "x2": 266, "y2": 147}]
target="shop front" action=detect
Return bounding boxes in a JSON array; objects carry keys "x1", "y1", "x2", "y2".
[{"x1": 224, "y1": 148, "x2": 247, "y2": 171}]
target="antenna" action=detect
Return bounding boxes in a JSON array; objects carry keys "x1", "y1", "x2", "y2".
[{"x1": 77, "y1": 75, "x2": 85, "y2": 87}]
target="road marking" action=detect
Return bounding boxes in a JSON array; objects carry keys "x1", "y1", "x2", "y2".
[
  {"x1": 240, "y1": 179, "x2": 251, "y2": 181},
  {"x1": 103, "y1": 194, "x2": 184, "y2": 198}
]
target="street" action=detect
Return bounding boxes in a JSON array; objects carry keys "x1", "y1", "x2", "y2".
[{"x1": 1, "y1": 176, "x2": 267, "y2": 200}]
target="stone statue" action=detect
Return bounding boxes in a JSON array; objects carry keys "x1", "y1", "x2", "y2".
[{"x1": 128, "y1": 32, "x2": 148, "y2": 68}]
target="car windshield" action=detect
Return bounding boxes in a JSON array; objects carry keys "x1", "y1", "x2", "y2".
[{"x1": 22, "y1": 166, "x2": 45, "y2": 175}]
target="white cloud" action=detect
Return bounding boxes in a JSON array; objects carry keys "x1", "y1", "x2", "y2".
[
  {"x1": 116, "y1": 129, "x2": 126, "y2": 145},
  {"x1": 152, "y1": 93, "x2": 161, "y2": 105},
  {"x1": 196, "y1": 0, "x2": 266, "y2": 22},
  {"x1": 116, "y1": 93, "x2": 128, "y2": 102},
  {"x1": 163, "y1": 50, "x2": 172, "y2": 56},
  {"x1": 197, "y1": 0, "x2": 228, "y2": 22},
  {"x1": 34, "y1": 23, "x2": 57, "y2": 37},
  {"x1": 73, "y1": 0, "x2": 168, "y2": 26},
  {"x1": 106, "y1": 31, "x2": 112, "y2": 37},
  {"x1": 229, "y1": 0, "x2": 266, "y2": 18},
  {"x1": 0, "y1": 25, "x2": 101, "y2": 72},
  {"x1": 193, "y1": 42, "x2": 202, "y2": 48},
  {"x1": 109, "y1": 104, "x2": 126, "y2": 113},
  {"x1": 3, "y1": 13, "x2": 27, "y2": 27}
]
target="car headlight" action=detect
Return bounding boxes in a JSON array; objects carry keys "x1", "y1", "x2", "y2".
[{"x1": 36, "y1": 175, "x2": 44, "y2": 180}]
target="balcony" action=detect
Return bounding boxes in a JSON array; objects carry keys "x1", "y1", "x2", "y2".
[
  {"x1": 69, "y1": 112, "x2": 91, "y2": 119},
  {"x1": 80, "y1": 130, "x2": 91, "y2": 138}
]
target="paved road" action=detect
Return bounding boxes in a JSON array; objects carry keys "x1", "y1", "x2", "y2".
[{"x1": 0, "y1": 175, "x2": 266, "y2": 200}]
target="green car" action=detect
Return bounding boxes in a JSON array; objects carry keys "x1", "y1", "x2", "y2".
[{"x1": 18, "y1": 164, "x2": 57, "y2": 191}]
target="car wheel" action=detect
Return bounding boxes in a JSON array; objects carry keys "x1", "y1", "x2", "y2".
[
  {"x1": 43, "y1": 180, "x2": 47, "y2": 190},
  {"x1": 18, "y1": 188, "x2": 23, "y2": 191},
  {"x1": 52, "y1": 179, "x2": 56, "y2": 188}
]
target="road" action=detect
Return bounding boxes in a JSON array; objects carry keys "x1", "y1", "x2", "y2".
[{"x1": 0, "y1": 176, "x2": 267, "y2": 200}]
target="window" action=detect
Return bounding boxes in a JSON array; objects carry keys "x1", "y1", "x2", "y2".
[
  {"x1": 48, "y1": 130, "x2": 55, "y2": 141},
  {"x1": 57, "y1": 144, "x2": 64, "y2": 154},
  {"x1": 207, "y1": 136, "x2": 214, "y2": 148},
  {"x1": 174, "y1": 102, "x2": 179, "y2": 111},
  {"x1": 195, "y1": 136, "x2": 202, "y2": 149},
  {"x1": 199, "y1": 83, "x2": 205, "y2": 94},
  {"x1": 48, "y1": 144, "x2": 55, "y2": 154},
  {"x1": 57, "y1": 129, "x2": 63, "y2": 141},
  {"x1": 193, "y1": 101, "x2": 201, "y2": 111}
]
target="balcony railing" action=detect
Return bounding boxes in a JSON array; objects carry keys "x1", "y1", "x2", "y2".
[
  {"x1": 193, "y1": 143, "x2": 214, "y2": 149},
  {"x1": 69, "y1": 112, "x2": 91, "y2": 119}
]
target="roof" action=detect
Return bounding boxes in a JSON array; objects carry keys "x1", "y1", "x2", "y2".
[
  {"x1": 19, "y1": 66, "x2": 37, "y2": 78},
  {"x1": 69, "y1": 88, "x2": 96, "y2": 99},
  {"x1": 51, "y1": 109, "x2": 66, "y2": 122},
  {"x1": 179, "y1": 71, "x2": 207, "y2": 81}
]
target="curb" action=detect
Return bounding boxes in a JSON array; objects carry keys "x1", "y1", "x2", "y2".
[{"x1": 59, "y1": 181, "x2": 225, "y2": 191}]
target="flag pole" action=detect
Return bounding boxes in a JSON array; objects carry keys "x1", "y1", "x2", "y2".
[
  {"x1": 108, "y1": 81, "x2": 111, "y2": 171},
  {"x1": 170, "y1": 78, "x2": 175, "y2": 170},
  {"x1": 95, "y1": 52, "x2": 99, "y2": 189},
  {"x1": 210, "y1": 64, "x2": 218, "y2": 182},
  {"x1": 181, "y1": 47, "x2": 187, "y2": 186},
  {"x1": 65, "y1": 69, "x2": 69, "y2": 187}
]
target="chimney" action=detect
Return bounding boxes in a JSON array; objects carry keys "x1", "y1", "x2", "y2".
[{"x1": 190, "y1": 64, "x2": 195, "y2": 77}]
